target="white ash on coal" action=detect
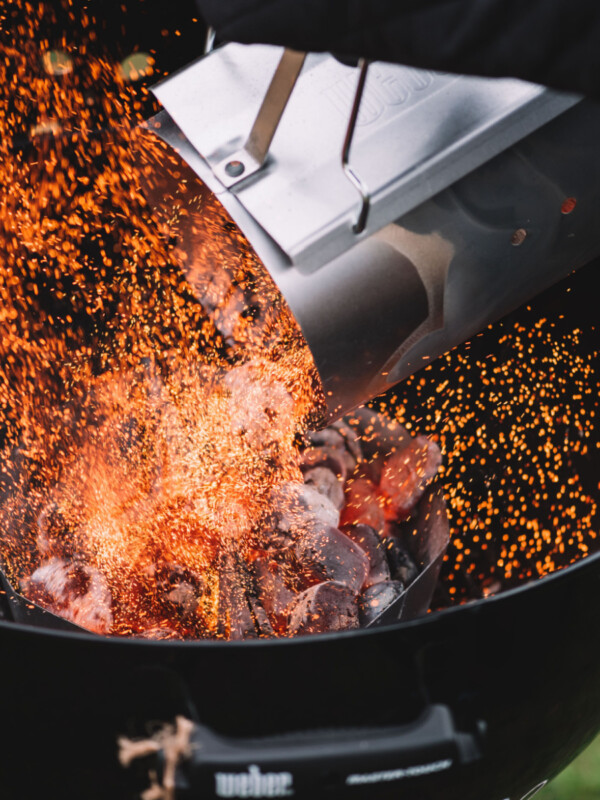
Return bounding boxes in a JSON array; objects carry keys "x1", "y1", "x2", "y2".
[
  {"x1": 287, "y1": 581, "x2": 360, "y2": 636},
  {"x1": 359, "y1": 581, "x2": 405, "y2": 626},
  {"x1": 290, "y1": 525, "x2": 370, "y2": 593},
  {"x1": 7, "y1": 403, "x2": 448, "y2": 639},
  {"x1": 302, "y1": 467, "x2": 345, "y2": 510},
  {"x1": 344, "y1": 524, "x2": 391, "y2": 588},
  {"x1": 21, "y1": 557, "x2": 113, "y2": 634}
]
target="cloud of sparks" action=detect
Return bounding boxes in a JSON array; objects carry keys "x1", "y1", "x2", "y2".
[{"x1": 0, "y1": 1, "x2": 323, "y2": 637}]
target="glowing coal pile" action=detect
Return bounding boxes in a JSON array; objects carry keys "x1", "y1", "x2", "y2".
[
  {"x1": 6, "y1": 367, "x2": 444, "y2": 639},
  {"x1": 0, "y1": 2, "x2": 448, "y2": 640}
]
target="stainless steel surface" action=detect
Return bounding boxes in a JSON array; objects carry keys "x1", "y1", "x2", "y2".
[
  {"x1": 149, "y1": 46, "x2": 600, "y2": 422},
  {"x1": 213, "y1": 49, "x2": 307, "y2": 189},
  {"x1": 153, "y1": 44, "x2": 580, "y2": 272},
  {"x1": 342, "y1": 58, "x2": 371, "y2": 234},
  {"x1": 204, "y1": 26, "x2": 216, "y2": 56}
]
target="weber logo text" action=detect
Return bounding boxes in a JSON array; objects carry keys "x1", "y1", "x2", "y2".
[{"x1": 215, "y1": 765, "x2": 294, "y2": 798}]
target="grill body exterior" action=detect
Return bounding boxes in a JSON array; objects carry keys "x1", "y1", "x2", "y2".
[{"x1": 0, "y1": 550, "x2": 599, "y2": 800}]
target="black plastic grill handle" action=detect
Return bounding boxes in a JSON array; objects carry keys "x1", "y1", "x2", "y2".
[{"x1": 170, "y1": 704, "x2": 483, "y2": 799}]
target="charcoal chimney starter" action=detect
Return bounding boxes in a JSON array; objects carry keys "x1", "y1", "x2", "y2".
[{"x1": 149, "y1": 43, "x2": 600, "y2": 420}]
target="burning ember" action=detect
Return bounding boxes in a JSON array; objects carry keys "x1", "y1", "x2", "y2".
[
  {"x1": 1, "y1": 1, "x2": 599, "y2": 640},
  {"x1": 4, "y1": 356, "x2": 445, "y2": 638},
  {"x1": 0, "y1": 1, "x2": 445, "y2": 639}
]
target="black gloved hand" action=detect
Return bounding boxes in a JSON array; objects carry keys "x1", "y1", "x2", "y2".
[{"x1": 195, "y1": 0, "x2": 600, "y2": 98}]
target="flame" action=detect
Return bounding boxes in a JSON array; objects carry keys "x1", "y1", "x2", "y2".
[
  {"x1": 0, "y1": 1, "x2": 598, "y2": 637},
  {"x1": 0, "y1": 2, "x2": 323, "y2": 638}
]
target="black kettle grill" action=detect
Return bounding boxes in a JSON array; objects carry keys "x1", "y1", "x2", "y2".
[
  {"x1": 0, "y1": 492, "x2": 599, "y2": 800},
  {"x1": 1, "y1": 264, "x2": 599, "y2": 800},
  {"x1": 1, "y1": 4, "x2": 600, "y2": 799}
]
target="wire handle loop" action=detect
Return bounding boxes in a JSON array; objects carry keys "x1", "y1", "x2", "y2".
[{"x1": 342, "y1": 59, "x2": 371, "y2": 234}]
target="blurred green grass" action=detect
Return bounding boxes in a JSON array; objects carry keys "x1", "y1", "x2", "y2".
[{"x1": 541, "y1": 735, "x2": 600, "y2": 800}]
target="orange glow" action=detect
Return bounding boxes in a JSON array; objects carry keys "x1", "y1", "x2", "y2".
[
  {"x1": 0, "y1": 3, "x2": 324, "y2": 639},
  {"x1": 383, "y1": 308, "x2": 600, "y2": 604}
]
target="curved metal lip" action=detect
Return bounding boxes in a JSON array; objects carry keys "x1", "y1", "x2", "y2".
[
  {"x1": 152, "y1": 44, "x2": 581, "y2": 273},
  {"x1": 2, "y1": 550, "x2": 598, "y2": 648}
]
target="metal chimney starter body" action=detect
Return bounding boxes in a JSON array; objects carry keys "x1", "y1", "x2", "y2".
[{"x1": 151, "y1": 44, "x2": 600, "y2": 419}]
